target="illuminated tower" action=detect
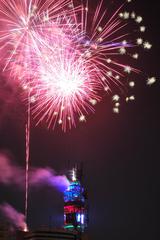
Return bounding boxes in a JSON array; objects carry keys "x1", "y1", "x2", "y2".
[{"x1": 64, "y1": 167, "x2": 88, "y2": 233}]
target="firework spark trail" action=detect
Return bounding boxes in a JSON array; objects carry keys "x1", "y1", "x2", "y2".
[{"x1": 25, "y1": 94, "x2": 30, "y2": 229}]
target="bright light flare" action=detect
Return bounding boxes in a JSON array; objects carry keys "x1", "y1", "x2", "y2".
[
  {"x1": 30, "y1": 43, "x2": 100, "y2": 130},
  {"x1": 23, "y1": 224, "x2": 28, "y2": 232}
]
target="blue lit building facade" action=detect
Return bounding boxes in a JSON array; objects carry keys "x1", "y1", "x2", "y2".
[{"x1": 64, "y1": 168, "x2": 88, "y2": 233}]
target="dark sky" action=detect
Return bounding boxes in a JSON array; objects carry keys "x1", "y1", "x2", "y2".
[{"x1": 0, "y1": 0, "x2": 159, "y2": 239}]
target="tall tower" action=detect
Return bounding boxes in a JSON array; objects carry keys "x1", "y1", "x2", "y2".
[{"x1": 64, "y1": 166, "x2": 88, "y2": 233}]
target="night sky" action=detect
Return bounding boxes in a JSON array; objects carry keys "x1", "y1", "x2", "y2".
[{"x1": 0, "y1": 0, "x2": 159, "y2": 239}]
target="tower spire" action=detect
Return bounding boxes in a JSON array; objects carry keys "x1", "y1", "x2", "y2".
[{"x1": 64, "y1": 165, "x2": 88, "y2": 233}]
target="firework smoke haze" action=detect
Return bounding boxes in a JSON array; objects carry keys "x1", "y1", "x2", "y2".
[
  {"x1": 0, "y1": 153, "x2": 24, "y2": 186},
  {"x1": 30, "y1": 168, "x2": 70, "y2": 192},
  {"x1": 0, "y1": 153, "x2": 69, "y2": 191},
  {"x1": 0, "y1": 203, "x2": 28, "y2": 231}
]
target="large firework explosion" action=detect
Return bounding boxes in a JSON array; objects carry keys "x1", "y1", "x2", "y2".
[
  {"x1": 0, "y1": 0, "x2": 157, "y2": 230},
  {"x1": 0, "y1": 0, "x2": 156, "y2": 131}
]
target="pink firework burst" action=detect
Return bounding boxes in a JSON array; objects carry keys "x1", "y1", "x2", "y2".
[
  {"x1": 0, "y1": 0, "x2": 154, "y2": 130},
  {"x1": 17, "y1": 14, "x2": 101, "y2": 130},
  {"x1": 30, "y1": 42, "x2": 101, "y2": 130}
]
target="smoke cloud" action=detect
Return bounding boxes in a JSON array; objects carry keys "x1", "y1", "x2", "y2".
[
  {"x1": 0, "y1": 203, "x2": 27, "y2": 230},
  {"x1": 0, "y1": 153, "x2": 69, "y2": 191},
  {"x1": 30, "y1": 168, "x2": 69, "y2": 191},
  {"x1": 0, "y1": 153, "x2": 24, "y2": 186}
]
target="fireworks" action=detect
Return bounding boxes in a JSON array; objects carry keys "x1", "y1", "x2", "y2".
[
  {"x1": 0, "y1": 0, "x2": 156, "y2": 130},
  {"x1": 0, "y1": 0, "x2": 157, "y2": 230}
]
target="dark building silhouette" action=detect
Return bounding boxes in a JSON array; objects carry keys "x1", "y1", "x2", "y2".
[{"x1": 24, "y1": 229, "x2": 77, "y2": 240}]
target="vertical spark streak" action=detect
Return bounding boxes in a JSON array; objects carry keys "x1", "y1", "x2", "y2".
[{"x1": 25, "y1": 92, "x2": 31, "y2": 229}]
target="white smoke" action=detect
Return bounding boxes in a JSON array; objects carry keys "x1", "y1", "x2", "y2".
[
  {"x1": 0, "y1": 152, "x2": 69, "y2": 190},
  {"x1": 0, "y1": 203, "x2": 27, "y2": 231}
]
